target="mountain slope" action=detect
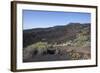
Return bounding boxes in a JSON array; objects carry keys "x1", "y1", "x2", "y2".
[{"x1": 23, "y1": 23, "x2": 90, "y2": 48}]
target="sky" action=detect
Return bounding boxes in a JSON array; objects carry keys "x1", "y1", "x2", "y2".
[{"x1": 23, "y1": 10, "x2": 91, "y2": 30}]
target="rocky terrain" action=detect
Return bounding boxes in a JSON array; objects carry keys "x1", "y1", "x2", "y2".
[{"x1": 23, "y1": 23, "x2": 91, "y2": 62}]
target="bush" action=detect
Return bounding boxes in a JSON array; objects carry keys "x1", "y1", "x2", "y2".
[{"x1": 68, "y1": 50, "x2": 81, "y2": 60}]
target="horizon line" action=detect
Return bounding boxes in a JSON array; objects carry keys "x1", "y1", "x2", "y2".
[{"x1": 23, "y1": 22, "x2": 91, "y2": 30}]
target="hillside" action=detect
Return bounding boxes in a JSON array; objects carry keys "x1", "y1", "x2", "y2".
[
  {"x1": 23, "y1": 23, "x2": 90, "y2": 48},
  {"x1": 23, "y1": 23, "x2": 91, "y2": 62}
]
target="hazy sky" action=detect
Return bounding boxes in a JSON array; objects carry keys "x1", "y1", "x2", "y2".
[{"x1": 23, "y1": 10, "x2": 91, "y2": 30}]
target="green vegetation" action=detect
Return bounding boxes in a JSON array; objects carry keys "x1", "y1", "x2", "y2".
[
  {"x1": 72, "y1": 27, "x2": 90, "y2": 47},
  {"x1": 69, "y1": 50, "x2": 81, "y2": 60},
  {"x1": 30, "y1": 42, "x2": 48, "y2": 49},
  {"x1": 23, "y1": 23, "x2": 91, "y2": 62}
]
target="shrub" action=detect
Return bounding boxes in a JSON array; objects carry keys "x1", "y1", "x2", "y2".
[{"x1": 68, "y1": 50, "x2": 81, "y2": 60}]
